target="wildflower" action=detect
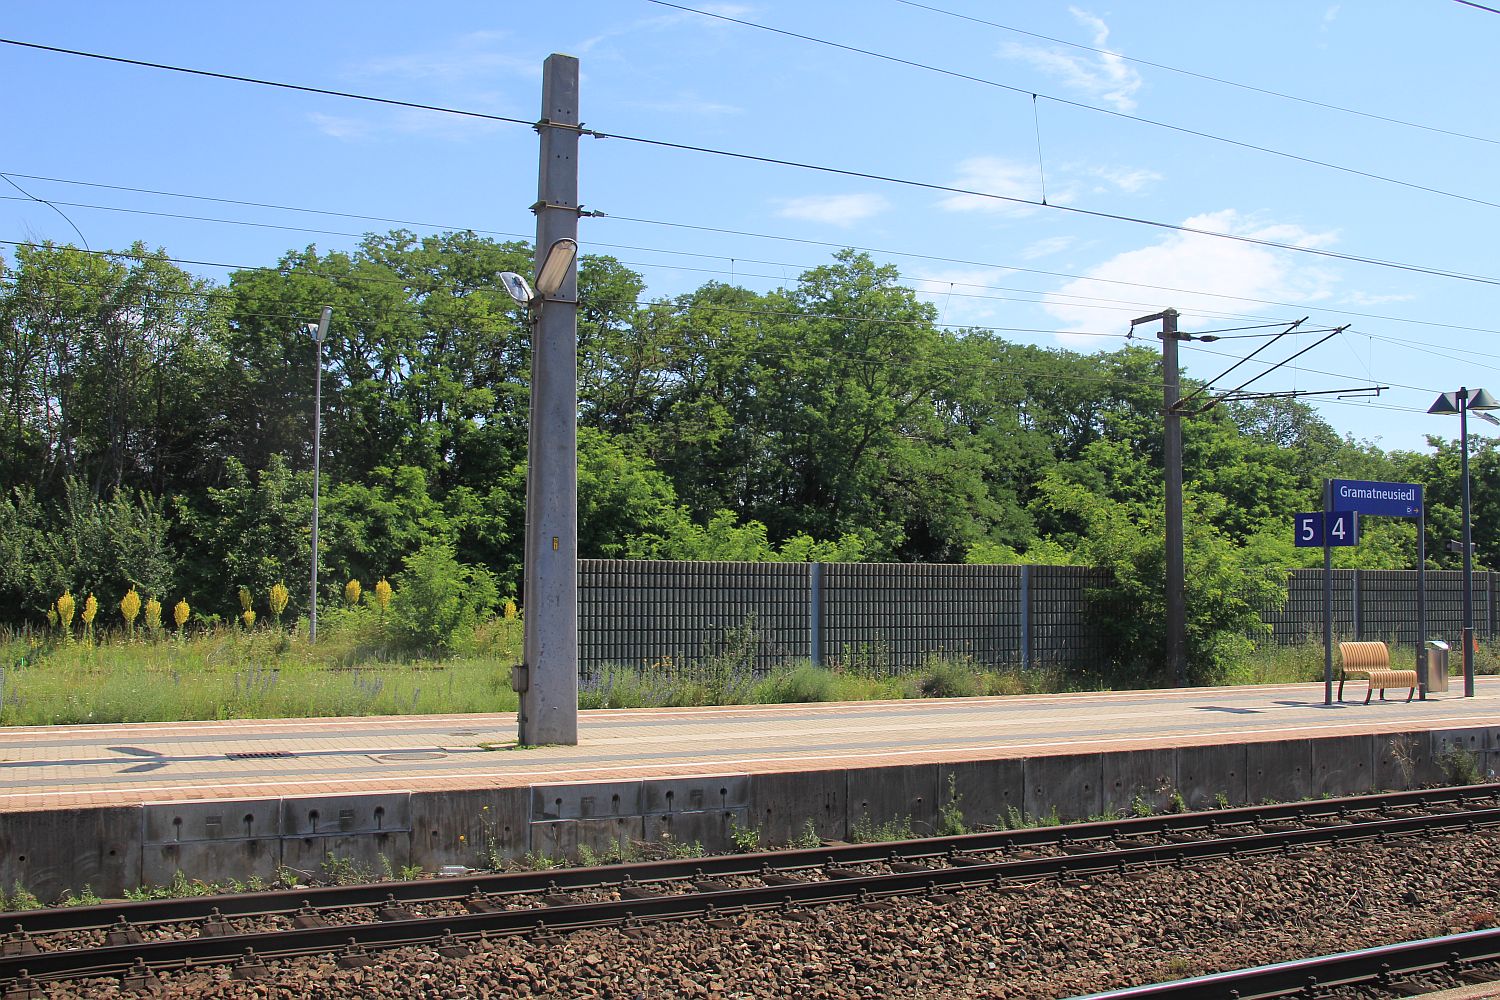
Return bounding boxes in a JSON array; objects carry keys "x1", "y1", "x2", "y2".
[
  {"x1": 502, "y1": 598, "x2": 518, "y2": 620},
  {"x1": 144, "y1": 596, "x2": 163, "y2": 634},
  {"x1": 268, "y1": 582, "x2": 289, "y2": 624},
  {"x1": 56, "y1": 591, "x2": 75, "y2": 633},
  {"x1": 81, "y1": 594, "x2": 98, "y2": 630},
  {"x1": 46, "y1": 607, "x2": 58, "y2": 629},
  {"x1": 237, "y1": 587, "x2": 252, "y2": 613},
  {"x1": 374, "y1": 578, "x2": 392, "y2": 613},
  {"x1": 120, "y1": 587, "x2": 141, "y2": 635},
  {"x1": 242, "y1": 609, "x2": 256, "y2": 630},
  {"x1": 173, "y1": 599, "x2": 190, "y2": 634},
  {"x1": 344, "y1": 579, "x2": 361, "y2": 607}
]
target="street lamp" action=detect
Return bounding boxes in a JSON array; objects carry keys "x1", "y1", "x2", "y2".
[
  {"x1": 308, "y1": 305, "x2": 332, "y2": 643},
  {"x1": 1427, "y1": 385, "x2": 1499, "y2": 696}
]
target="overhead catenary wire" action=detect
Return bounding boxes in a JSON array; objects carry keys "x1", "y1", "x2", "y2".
[
  {"x1": 640, "y1": 1, "x2": 1500, "y2": 212},
  {"x1": 892, "y1": 0, "x2": 1500, "y2": 147},
  {"x1": 5, "y1": 38, "x2": 1500, "y2": 288}
]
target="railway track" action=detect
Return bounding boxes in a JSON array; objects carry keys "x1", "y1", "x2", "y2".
[
  {"x1": 4, "y1": 782, "x2": 1498, "y2": 995},
  {"x1": 1073, "y1": 927, "x2": 1500, "y2": 999}
]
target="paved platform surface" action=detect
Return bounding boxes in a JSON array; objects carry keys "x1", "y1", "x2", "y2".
[{"x1": 1, "y1": 679, "x2": 1496, "y2": 812}]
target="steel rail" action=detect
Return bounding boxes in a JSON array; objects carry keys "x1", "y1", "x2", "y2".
[
  {"x1": 5, "y1": 798, "x2": 1500, "y2": 986},
  {"x1": 10, "y1": 783, "x2": 1496, "y2": 936},
  {"x1": 1069, "y1": 926, "x2": 1500, "y2": 999}
]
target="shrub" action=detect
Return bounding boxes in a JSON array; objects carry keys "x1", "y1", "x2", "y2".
[
  {"x1": 914, "y1": 656, "x2": 985, "y2": 699},
  {"x1": 755, "y1": 664, "x2": 839, "y2": 704},
  {"x1": 390, "y1": 542, "x2": 498, "y2": 653}
]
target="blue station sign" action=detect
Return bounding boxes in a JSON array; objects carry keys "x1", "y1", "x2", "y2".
[
  {"x1": 1294, "y1": 511, "x2": 1359, "y2": 547},
  {"x1": 1330, "y1": 479, "x2": 1423, "y2": 518}
]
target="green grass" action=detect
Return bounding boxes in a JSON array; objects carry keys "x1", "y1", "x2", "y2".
[{"x1": 3, "y1": 626, "x2": 1493, "y2": 726}]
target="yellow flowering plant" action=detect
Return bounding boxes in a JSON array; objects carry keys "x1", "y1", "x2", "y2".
[
  {"x1": 56, "y1": 592, "x2": 75, "y2": 641},
  {"x1": 81, "y1": 594, "x2": 97, "y2": 632},
  {"x1": 237, "y1": 587, "x2": 253, "y2": 613},
  {"x1": 242, "y1": 609, "x2": 256, "y2": 630},
  {"x1": 173, "y1": 599, "x2": 190, "y2": 635},
  {"x1": 374, "y1": 578, "x2": 392, "y2": 615},
  {"x1": 144, "y1": 596, "x2": 162, "y2": 635},
  {"x1": 268, "y1": 582, "x2": 289, "y2": 626},
  {"x1": 120, "y1": 587, "x2": 141, "y2": 640},
  {"x1": 344, "y1": 579, "x2": 362, "y2": 607}
]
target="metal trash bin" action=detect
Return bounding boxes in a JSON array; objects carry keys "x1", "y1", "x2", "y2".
[{"x1": 1424, "y1": 640, "x2": 1450, "y2": 694}]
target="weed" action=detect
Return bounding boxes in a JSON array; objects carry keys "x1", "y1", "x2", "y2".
[
  {"x1": 1131, "y1": 794, "x2": 1153, "y2": 818},
  {"x1": 850, "y1": 813, "x2": 915, "y2": 843},
  {"x1": 1167, "y1": 791, "x2": 1188, "y2": 814},
  {"x1": 1214, "y1": 792, "x2": 1231, "y2": 810},
  {"x1": 517, "y1": 852, "x2": 561, "y2": 871},
  {"x1": 937, "y1": 773, "x2": 968, "y2": 836},
  {"x1": 7, "y1": 883, "x2": 40, "y2": 910},
  {"x1": 58, "y1": 885, "x2": 101, "y2": 907},
  {"x1": 788, "y1": 818, "x2": 821, "y2": 849},
  {"x1": 321, "y1": 853, "x2": 369, "y2": 886},
  {"x1": 729, "y1": 821, "x2": 762, "y2": 853},
  {"x1": 1438, "y1": 745, "x2": 1483, "y2": 785}
]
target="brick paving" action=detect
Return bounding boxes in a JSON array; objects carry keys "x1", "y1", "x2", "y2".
[{"x1": 0, "y1": 679, "x2": 1494, "y2": 811}]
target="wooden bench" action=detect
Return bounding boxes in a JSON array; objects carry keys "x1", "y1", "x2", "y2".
[{"x1": 1337, "y1": 640, "x2": 1417, "y2": 704}]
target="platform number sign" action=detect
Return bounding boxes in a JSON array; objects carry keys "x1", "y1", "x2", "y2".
[{"x1": 1293, "y1": 510, "x2": 1359, "y2": 547}]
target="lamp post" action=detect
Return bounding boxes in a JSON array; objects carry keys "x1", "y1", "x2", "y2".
[
  {"x1": 308, "y1": 305, "x2": 332, "y2": 643},
  {"x1": 1427, "y1": 385, "x2": 1499, "y2": 697}
]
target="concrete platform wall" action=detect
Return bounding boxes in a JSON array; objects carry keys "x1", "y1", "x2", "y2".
[{"x1": 1, "y1": 726, "x2": 1494, "y2": 901}]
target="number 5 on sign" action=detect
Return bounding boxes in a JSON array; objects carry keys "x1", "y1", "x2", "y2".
[{"x1": 1293, "y1": 511, "x2": 1360, "y2": 547}]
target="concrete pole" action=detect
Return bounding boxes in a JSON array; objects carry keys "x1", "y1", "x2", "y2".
[
  {"x1": 1461, "y1": 387, "x2": 1475, "y2": 697},
  {"x1": 1160, "y1": 309, "x2": 1188, "y2": 687},
  {"x1": 520, "y1": 54, "x2": 581, "y2": 745}
]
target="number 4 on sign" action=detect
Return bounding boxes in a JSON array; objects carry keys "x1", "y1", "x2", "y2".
[{"x1": 1293, "y1": 511, "x2": 1360, "y2": 547}]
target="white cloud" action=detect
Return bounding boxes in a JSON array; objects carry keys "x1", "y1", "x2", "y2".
[
  {"x1": 1041, "y1": 210, "x2": 1342, "y2": 348},
  {"x1": 625, "y1": 92, "x2": 743, "y2": 117},
  {"x1": 771, "y1": 193, "x2": 890, "y2": 227},
  {"x1": 1021, "y1": 236, "x2": 1075, "y2": 260},
  {"x1": 350, "y1": 31, "x2": 536, "y2": 86},
  {"x1": 1001, "y1": 8, "x2": 1143, "y2": 111},
  {"x1": 936, "y1": 157, "x2": 1051, "y2": 215},
  {"x1": 307, "y1": 113, "x2": 369, "y2": 141},
  {"x1": 1087, "y1": 166, "x2": 1162, "y2": 194}
]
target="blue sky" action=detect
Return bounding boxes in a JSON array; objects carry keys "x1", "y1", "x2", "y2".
[{"x1": 5, "y1": 1, "x2": 1498, "y2": 453}]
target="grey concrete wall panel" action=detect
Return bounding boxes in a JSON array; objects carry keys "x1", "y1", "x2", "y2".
[
  {"x1": 0, "y1": 807, "x2": 141, "y2": 900},
  {"x1": 280, "y1": 832, "x2": 408, "y2": 878},
  {"x1": 144, "y1": 840, "x2": 279, "y2": 889},
  {"x1": 747, "y1": 769, "x2": 846, "y2": 844},
  {"x1": 1311, "y1": 736, "x2": 1375, "y2": 796},
  {"x1": 531, "y1": 780, "x2": 643, "y2": 821},
  {"x1": 644, "y1": 808, "x2": 750, "y2": 852},
  {"x1": 529, "y1": 816, "x2": 645, "y2": 859},
  {"x1": 281, "y1": 793, "x2": 410, "y2": 837},
  {"x1": 142, "y1": 799, "x2": 282, "y2": 889},
  {"x1": 847, "y1": 764, "x2": 939, "y2": 835},
  {"x1": 1373, "y1": 731, "x2": 1445, "y2": 789},
  {"x1": 409, "y1": 788, "x2": 530, "y2": 871},
  {"x1": 642, "y1": 775, "x2": 749, "y2": 815},
  {"x1": 1100, "y1": 750, "x2": 1177, "y2": 814},
  {"x1": 1024, "y1": 754, "x2": 1102, "y2": 822},
  {"x1": 1177, "y1": 743, "x2": 1248, "y2": 809},
  {"x1": 938, "y1": 759, "x2": 1024, "y2": 829},
  {"x1": 143, "y1": 799, "x2": 281, "y2": 845},
  {"x1": 1246, "y1": 740, "x2": 1314, "y2": 803}
]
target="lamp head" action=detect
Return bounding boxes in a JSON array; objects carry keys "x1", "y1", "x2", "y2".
[
  {"x1": 498, "y1": 271, "x2": 535, "y2": 305},
  {"x1": 310, "y1": 305, "x2": 332, "y2": 343},
  {"x1": 1467, "y1": 387, "x2": 1499, "y2": 411},
  {"x1": 534, "y1": 237, "x2": 578, "y2": 297},
  {"x1": 1429, "y1": 391, "x2": 1461, "y2": 416}
]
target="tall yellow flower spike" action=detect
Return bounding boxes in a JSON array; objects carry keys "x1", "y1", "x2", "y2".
[
  {"x1": 173, "y1": 599, "x2": 190, "y2": 632},
  {"x1": 237, "y1": 587, "x2": 253, "y2": 613},
  {"x1": 268, "y1": 582, "x2": 289, "y2": 620},
  {"x1": 144, "y1": 597, "x2": 162, "y2": 634},
  {"x1": 81, "y1": 594, "x2": 98, "y2": 628},
  {"x1": 374, "y1": 578, "x2": 392, "y2": 613},
  {"x1": 120, "y1": 587, "x2": 141, "y2": 627},
  {"x1": 344, "y1": 579, "x2": 362, "y2": 607},
  {"x1": 242, "y1": 609, "x2": 256, "y2": 630},
  {"x1": 56, "y1": 592, "x2": 75, "y2": 633},
  {"x1": 502, "y1": 598, "x2": 518, "y2": 620}
]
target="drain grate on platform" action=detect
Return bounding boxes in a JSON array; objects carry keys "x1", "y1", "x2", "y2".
[{"x1": 225, "y1": 751, "x2": 293, "y2": 760}]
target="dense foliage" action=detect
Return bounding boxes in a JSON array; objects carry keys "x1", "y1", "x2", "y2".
[{"x1": 2, "y1": 235, "x2": 1487, "y2": 681}]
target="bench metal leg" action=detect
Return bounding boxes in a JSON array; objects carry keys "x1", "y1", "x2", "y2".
[
  {"x1": 1406, "y1": 686, "x2": 1415, "y2": 703},
  {"x1": 1364, "y1": 686, "x2": 1373, "y2": 705},
  {"x1": 1337, "y1": 677, "x2": 1346, "y2": 702}
]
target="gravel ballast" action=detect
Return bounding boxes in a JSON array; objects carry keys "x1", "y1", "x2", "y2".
[{"x1": 42, "y1": 828, "x2": 1500, "y2": 999}]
